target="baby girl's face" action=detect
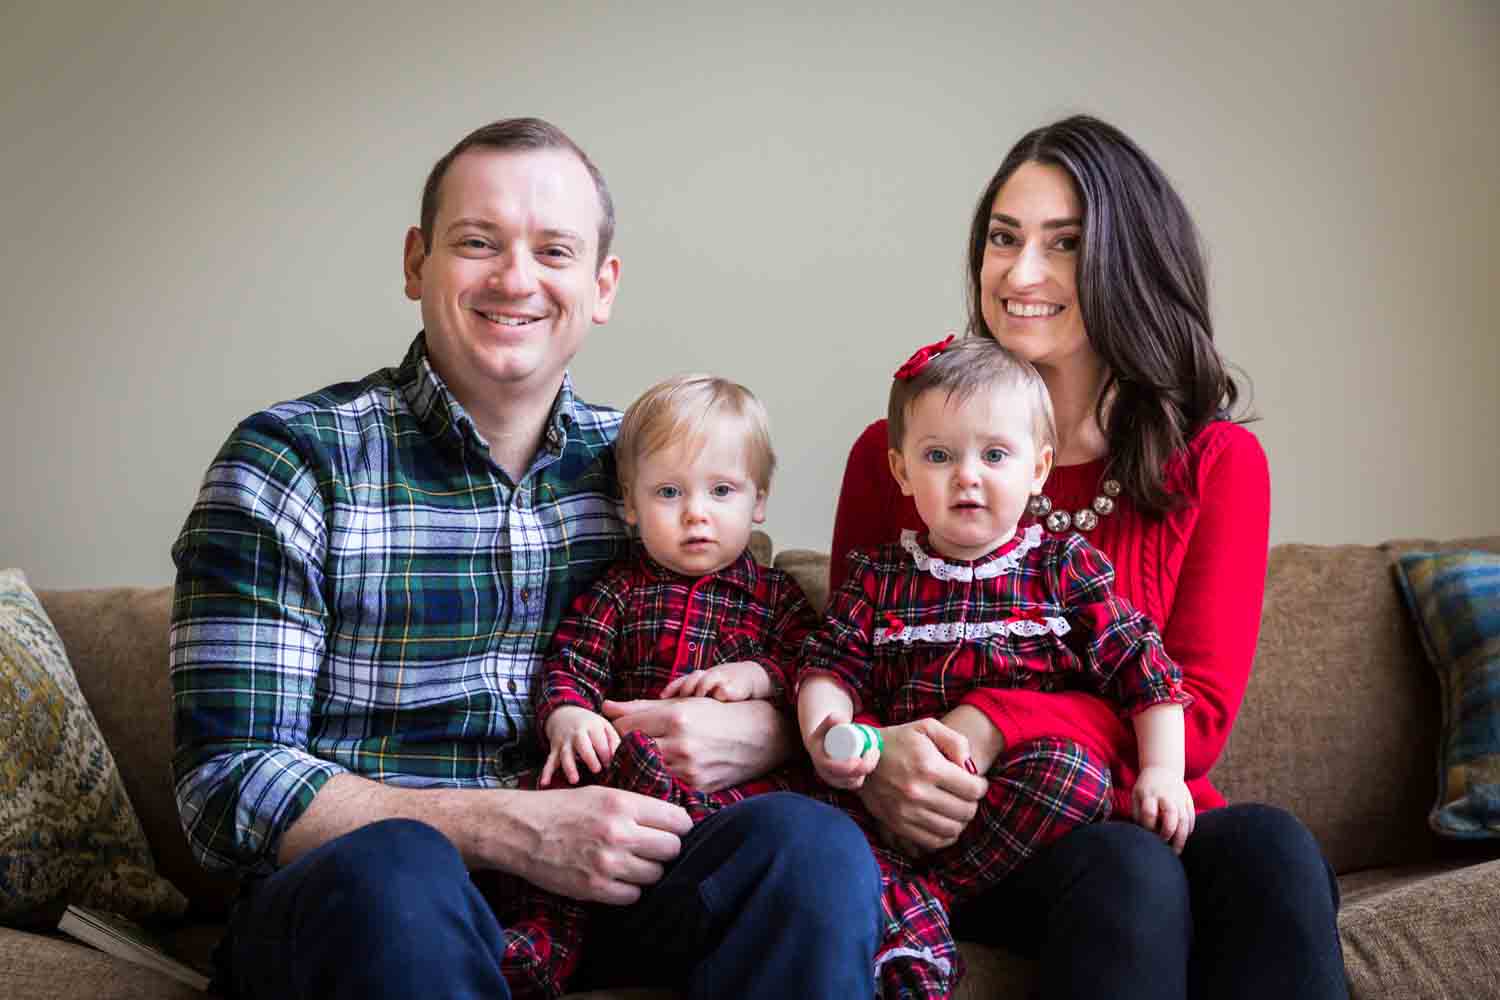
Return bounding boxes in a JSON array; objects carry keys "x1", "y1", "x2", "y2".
[
  {"x1": 623, "y1": 421, "x2": 767, "y2": 577},
  {"x1": 887, "y1": 385, "x2": 1052, "y2": 561}
]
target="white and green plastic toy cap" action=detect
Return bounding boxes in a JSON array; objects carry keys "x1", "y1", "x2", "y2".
[{"x1": 824, "y1": 722, "x2": 884, "y2": 761}]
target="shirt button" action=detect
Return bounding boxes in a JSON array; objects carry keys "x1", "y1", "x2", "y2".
[
  {"x1": 688, "y1": 642, "x2": 697, "y2": 650},
  {"x1": 521, "y1": 588, "x2": 531, "y2": 602}
]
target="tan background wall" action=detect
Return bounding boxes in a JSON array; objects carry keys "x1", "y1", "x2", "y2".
[{"x1": 2, "y1": 1, "x2": 1496, "y2": 588}]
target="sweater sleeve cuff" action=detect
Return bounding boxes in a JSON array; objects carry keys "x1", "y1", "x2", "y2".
[{"x1": 958, "y1": 689, "x2": 1024, "y2": 751}]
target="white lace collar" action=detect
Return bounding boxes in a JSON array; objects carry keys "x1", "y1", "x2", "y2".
[{"x1": 900, "y1": 524, "x2": 1043, "y2": 582}]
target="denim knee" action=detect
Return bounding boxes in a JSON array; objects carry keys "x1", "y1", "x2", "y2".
[
  {"x1": 298, "y1": 818, "x2": 471, "y2": 930},
  {"x1": 706, "y1": 793, "x2": 881, "y2": 924},
  {"x1": 1068, "y1": 822, "x2": 1190, "y2": 927},
  {"x1": 1185, "y1": 803, "x2": 1340, "y2": 916}
]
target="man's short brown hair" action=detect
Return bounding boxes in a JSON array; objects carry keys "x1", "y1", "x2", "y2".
[{"x1": 419, "y1": 117, "x2": 616, "y2": 265}]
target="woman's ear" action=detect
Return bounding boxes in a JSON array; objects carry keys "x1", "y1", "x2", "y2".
[{"x1": 887, "y1": 448, "x2": 915, "y2": 497}]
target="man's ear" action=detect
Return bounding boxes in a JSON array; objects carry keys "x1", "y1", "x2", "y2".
[
  {"x1": 1032, "y1": 443, "x2": 1055, "y2": 494},
  {"x1": 751, "y1": 488, "x2": 768, "y2": 525},
  {"x1": 403, "y1": 227, "x2": 427, "y2": 302},
  {"x1": 887, "y1": 448, "x2": 914, "y2": 497},
  {"x1": 591, "y1": 255, "x2": 621, "y2": 324}
]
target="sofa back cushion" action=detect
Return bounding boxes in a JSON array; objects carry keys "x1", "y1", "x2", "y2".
[
  {"x1": 37, "y1": 586, "x2": 238, "y2": 914},
  {"x1": 1214, "y1": 536, "x2": 1500, "y2": 875}
]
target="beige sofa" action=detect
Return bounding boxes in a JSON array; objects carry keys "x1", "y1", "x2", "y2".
[{"x1": 5, "y1": 533, "x2": 1499, "y2": 999}]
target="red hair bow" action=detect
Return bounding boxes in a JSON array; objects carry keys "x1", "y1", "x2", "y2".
[{"x1": 893, "y1": 334, "x2": 955, "y2": 380}]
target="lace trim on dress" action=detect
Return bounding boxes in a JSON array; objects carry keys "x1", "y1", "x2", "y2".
[
  {"x1": 873, "y1": 616, "x2": 1071, "y2": 646},
  {"x1": 900, "y1": 524, "x2": 1044, "y2": 582}
]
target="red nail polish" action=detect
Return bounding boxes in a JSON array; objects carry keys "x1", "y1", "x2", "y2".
[{"x1": 964, "y1": 758, "x2": 978, "y2": 775}]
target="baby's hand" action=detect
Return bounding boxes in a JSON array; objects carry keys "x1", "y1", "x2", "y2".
[
  {"x1": 540, "y1": 706, "x2": 620, "y2": 787},
  {"x1": 803, "y1": 714, "x2": 880, "y2": 790},
  {"x1": 1132, "y1": 764, "x2": 1195, "y2": 854},
  {"x1": 660, "y1": 660, "x2": 773, "y2": 703}
]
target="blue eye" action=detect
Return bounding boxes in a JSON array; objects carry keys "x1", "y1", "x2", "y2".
[
  {"x1": 924, "y1": 448, "x2": 949, "y2": 463},
  {"x1": 983, "y1": 447, "x2": 1008, "y2": 463},
  {"x1": 655, "y1": 485, "x2": 681, "y2": 499},
  {"x1": 711, "y1": 483, "x2": 735, "y2": 498}
]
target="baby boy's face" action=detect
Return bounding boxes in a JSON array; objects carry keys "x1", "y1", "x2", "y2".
[{"x1": 623, "y1": 425, "x2": 767, "y2": 577}]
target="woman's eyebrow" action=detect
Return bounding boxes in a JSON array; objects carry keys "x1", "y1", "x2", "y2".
[{"x1": 990, "y1": 212, "x2": 1082, "y2": 230}]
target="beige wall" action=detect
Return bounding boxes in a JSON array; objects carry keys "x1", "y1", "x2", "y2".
[{"x1": 2, "y1": 1, "x2": 1496, "y2": 589}]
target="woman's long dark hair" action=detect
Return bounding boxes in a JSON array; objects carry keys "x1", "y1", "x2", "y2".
[{"x1": 965, "y1": 115, "x2": 1246, "y2": 516}]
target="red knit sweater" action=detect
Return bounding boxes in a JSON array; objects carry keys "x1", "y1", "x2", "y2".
[{"x1": 829, "y1": 419, "x2": 1270, "y2": 814}]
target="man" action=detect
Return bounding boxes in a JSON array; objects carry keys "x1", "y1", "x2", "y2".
[{"x1": 170, "y1": 118, "x2": 879, "y2": 999}]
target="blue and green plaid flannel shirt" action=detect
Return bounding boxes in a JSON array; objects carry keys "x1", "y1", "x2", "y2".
[{"x1": 169, "y1": 333, "x2": 629, "y2": 875}]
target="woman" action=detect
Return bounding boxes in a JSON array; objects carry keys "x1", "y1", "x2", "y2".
[{"x1": 829, "y1": 116, "x2": 1346, "y2": 999}]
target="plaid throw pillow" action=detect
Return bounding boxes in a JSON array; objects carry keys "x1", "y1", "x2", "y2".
[{"x1": 1395, "y1": 550, "x2": 1500, "y2": 838}]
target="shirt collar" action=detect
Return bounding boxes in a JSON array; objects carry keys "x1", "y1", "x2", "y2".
[
  {"x1": 901, "y1": 523, "x2": 1044, "y2": 582},
  {"x1": 397, "y1": 331, "x2": 580, "y2": 465},
  {"x1": 635, "y1": 543, "x2": 763, "y2": 594}
]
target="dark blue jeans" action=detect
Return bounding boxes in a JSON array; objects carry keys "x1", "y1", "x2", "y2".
[
  {"x1": 955, "y1": 804, "x2": 1348, "y2": 1000},
  {"x1": 217, "y1": 792, "x2": 881, "y2": 999}
]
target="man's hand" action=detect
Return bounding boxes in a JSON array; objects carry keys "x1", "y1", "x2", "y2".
[
  {"x1": 659, "y1": 660, "x2": 773, "y2": 703},
  {"x1": 856, "y1": 718, "x2": 988, "y2": 856},
  {"x1": 602, "y1": 696, "x2": 794, "y2": 792},
  {"x1": 503, "y1": 786, "x2": 693, "y2": 905},
  {"x1": 1132, "y1": 764, "x2": 1195, "y2": 854},
  {"x1": 541, "y1": 705, "x2": 620, "y2": 786}
]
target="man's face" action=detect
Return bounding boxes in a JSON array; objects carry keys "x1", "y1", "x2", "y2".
[{"x1": 403, "y1": 148, "x2": 619, "y2": 408}]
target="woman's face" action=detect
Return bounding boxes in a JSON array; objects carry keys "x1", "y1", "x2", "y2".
[{"x1": 978, "y1": 161, "x2": 1093, "y2": 372}]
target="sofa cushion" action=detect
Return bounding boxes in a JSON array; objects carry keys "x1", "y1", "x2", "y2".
[
  {"x1": 1394, "y1": 549, "x2": 1500, "y2": 838},
  {"x1": 36, "y1": 585, "x2": 240, "y2": 915},
  {"x1": 0, "y1": 926, "x2": 210, "y2": 1000},
  {"x1": 1338, "y1": 859, "x2": 1500, "y2": 999},
  {"x1": 0, "y1": 570, "x2": 185, "y2": 928}
]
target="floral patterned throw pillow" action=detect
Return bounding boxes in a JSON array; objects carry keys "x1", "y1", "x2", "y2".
[{"x1": 0, "y1": 569, "x2": 186, "y2": 927}]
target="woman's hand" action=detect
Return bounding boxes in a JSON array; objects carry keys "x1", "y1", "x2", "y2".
[
  {"x1": 602, "y1": 696, "x2": 794, "y2": 792},
  {"x1": 857, "y1": 718, "x2": 988, "y2": 855}
]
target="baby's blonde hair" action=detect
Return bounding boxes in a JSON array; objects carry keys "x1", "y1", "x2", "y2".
[
  {"x1": 617, "y1": 374, "x2": 776, "y2": 492},
  {"x1": 887, "y1": 336, "x2": 1056, "y2": 455}
]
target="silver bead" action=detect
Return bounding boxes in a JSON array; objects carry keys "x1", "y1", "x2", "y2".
[
  {"x1": 1028, "y1": 494, "x2": 1053, "y2": 517},
  {"x1": 1074, "y1": 508, "x2": 1100, "y2": 532},
  {"x1": 1044, "y1": 509, "x2": 1072, "y2": 533},
  {"x1": 1092, "y1": 495, "x2": 1115, "y2": 516},
  {"x1": 1101, "y1": 479, "x2": 1122, "y2": 497}
]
